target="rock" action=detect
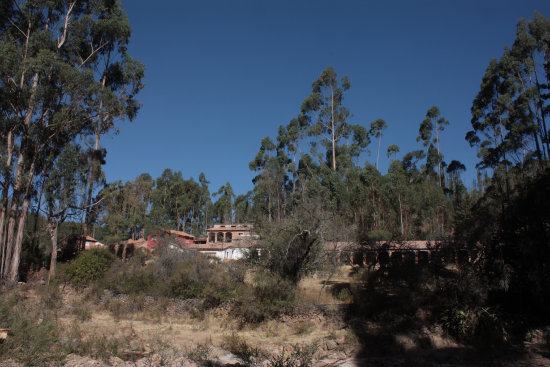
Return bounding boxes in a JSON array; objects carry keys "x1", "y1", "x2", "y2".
[
  {"x1": 0, "y1": 359, "x2": 24, "y2": 367},
  {"x1": 108, "y1": 356, "x2": 126, "y2": 367},
  {"x1": 64, "y1": 354, "x2": 108, "y2": 367},
  {"x1": 163, "y1": 358, "x2": 200, "y2": 367},
  {"x1": 215, "y1": 352, "x2": 241, "y2": 365},
  {"x1": 135, "y1": 354, "x2": 162, "y2": 367},
  {"x1": 283, "y1": 344, "x2": 294, "y2": 352},
  {"x1": 322, "y1": 339, "x2": 338, "y2": 351},
  {"x1": 129, "y1": 340, "x2": 140, "y2": 351}
]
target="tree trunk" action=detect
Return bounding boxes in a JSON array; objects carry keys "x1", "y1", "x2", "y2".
[
  {"x1": 398, "y1": 192, "x2": 404, "y2": 236},
  {"x1": 7, "y1": 159, "x2": 36, "y2": 283},
  {"x1": 48, "y1": 219, "x2": 58, "y2": 284},
  {"x1": 376, "y1": 135, "x2": 381, "y2": 170},
  {"x1": 331, "y1": 86, "x2": 336, "y2": 171},
  {"x1": 529, "y1": 56, "x2": 549, "y2": 160},
  {"x1": 0, "y1": 131, "x2": 13, "y2": 276},
  {"x1": 83, "y1": 73, "x2": 107, "y2": 240},
  {"x1": 436, "y1": 128, "x2": 442, "y2": 187}
]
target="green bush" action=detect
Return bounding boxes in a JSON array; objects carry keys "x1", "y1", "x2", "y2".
[
  {"x1": 65, "y1": 248, "x2": 115, "y2": 285},
  {"x1": 0, "y1": 294, "x2": 65, "y2": 366},
  {"x1": 440, "y1": 305, "x2": 507, "y2": 349},
  {"x1": 103, "y1": 262, "x2": 163, "y2": 296},
  {"x1": 97, "y1": 249, "x2": 245, "y2": 311},
  {"x1": 231, "y1": 270, "x2": 295, "y2": 324}
]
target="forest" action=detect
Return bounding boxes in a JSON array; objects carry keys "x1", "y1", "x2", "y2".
[{"x1": 0, "y1": 1, "x2": 549, "y2": 366}]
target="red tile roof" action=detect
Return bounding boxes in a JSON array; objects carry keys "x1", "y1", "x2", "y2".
[{"x1": 167, "y1": 229, "x2": 195, "y2": 239}]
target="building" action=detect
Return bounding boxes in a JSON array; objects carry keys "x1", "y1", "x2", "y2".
[
  {"x1": 146, "y1": 229, "x2": 196, "y2": 252},
  {"x1": 200, "y1": 223, "x2": 259, "y2": 260},
  {"x1": 84, "y1": 236, "x2": 106, "y2": 250},
  {"x1": 206, "y1": 223, "x2": 257, "y2": 246},
  {"x1": 144, "y1": 224, "x2": 258, "y2": 260}
]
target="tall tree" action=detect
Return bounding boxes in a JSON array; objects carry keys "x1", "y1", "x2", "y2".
[
  {"x1": 214, "y1": 182, "x2": 235, "y2": 224},
  {"x1": 370, "y1": 119, "x2": 388, "y2": 170},
  {"x1": 44, "y1": 144, "x2": 82, "y2": 283},
  {"x1": 81, "y1": 0, "x2": 145, "y2": 240},
  {"x1": 417, "y1": 106, "x2": 449, "y2": 186},
  {"x1": 0, "y1": 0, "x2": 143, "y2": 282},
  {"x1": 301, "y1": 66, "x2": 351, "y2": 171},
  {"x1": 468, "y1": 13, "x2": 550, "y2": 173}
]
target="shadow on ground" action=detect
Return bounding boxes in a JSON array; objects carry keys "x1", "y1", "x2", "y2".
[{"x1": 342, "y1": 258, "x2": 539, "y2": 366}]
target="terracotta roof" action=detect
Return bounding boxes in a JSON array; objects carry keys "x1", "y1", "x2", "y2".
[
  {"x1": 85, "y1": 236, "x2": 98, "y2": 242},
  {"x1": 166, "y1": 229, "x2": 195, "y2": 239},
  {"x1": 323, "y1": 240, "x2": 454, "y2": 251}
]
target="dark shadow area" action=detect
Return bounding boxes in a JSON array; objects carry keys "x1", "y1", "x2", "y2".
[{"x1": 344, "y1": 254, "x2": 538, "y2": 366}]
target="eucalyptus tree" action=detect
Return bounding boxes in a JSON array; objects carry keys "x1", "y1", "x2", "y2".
[
  {"x1": 347, "y1": 124, "x2": 370, "y2": 169},
  {"x1": 234, "y1": 191, "x2": 254, "y2": 223},
  {"x1": 123, "y1": 173, "x2": 154, "y2": 239},
  {"x1": 97, "y1": 181, "x2": 127, "y2": 245},
  {"x1": 80, "y1": 0, "x2": 145, "y2": 240},
  {"x1": 43, "y1": 144, "x2": 83, "y2": 283},
  {"x1": 446, "y1": 160, "x2": 466, "y2": 212},
  {"x1": 148, "y1": 169, "x2": 204, "y2": 233},
  {"x1": 213, "y1": 182, "x2": 235, "y2": 224},
  {"x1": 276, "y1": 114, "x2": 308, "y2": 193},
  {"x1": 301, "y1": 66, "x2": 351, "y2": 171},
  {"x1": 250, "y1": 137, "x2": 288, "y2": 222},
  {"x1": 198, "y1": 172, "x2": 213, "y2": 233},
  {"x1": 386, "y1": 144, "x2": 400, "y2": 160},
  {"x1": 0, "y1": 1, "x2": 102, "y2": 282},
  {"x1": 468, "y1": 13, "x2": 550, "y2": 173},
  {"x1": 417, "y1": 106, "x2": 449, "y2": 186},
  {"x1": 370, "y1": 119, "x2": 388, "y2": 170}
]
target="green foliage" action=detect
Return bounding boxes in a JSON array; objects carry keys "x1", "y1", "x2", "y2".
[
  {"x1": 65, "y1": 248, "x2": 115, "y2": 285},
  {"x1": 231, "y1": 270, "x2": 295, "y2": 324},
  {"x1": 0, "y1": 294, "x2": 65, "y2": 366},
  {"x1": 99, "y1": 249, "x2": 245, "y2": 309},
  {"x1": 440, "y1": 306, "x2": 507, "y2": 349},
  {"x1": 257, "y1": 213, "x2": 324, "y2": 283}
]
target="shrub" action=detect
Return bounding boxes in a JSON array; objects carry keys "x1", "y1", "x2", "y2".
[
  {"x1": 64, "y1": 322, "x2": 129, "y2": 362},
  {"x1": 223, "y1": 334, "x2": 263, "y2": 365},
  {"x1": 267, "y1": 343, "x2": 316, "y2": 367},
  {"x1": 0, "y1": 294, "x2": 65, "y2": 366},
  {"x1": 231, "y1": 270, "x2": 295, "y2": 324},
  {"x1": 440, "y1": 305, "x2": 507, "y2": 349},
  {"x1": 187, "y1": 344, "x2": 212, "y2": 366},
  {"x1": 65, "y1": 248, "x2": 115, "y2": 285}
]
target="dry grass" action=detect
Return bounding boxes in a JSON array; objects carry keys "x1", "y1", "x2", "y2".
[
  {"x1": 48, "y1": 267, "x2": 359, "y2": 361},
  {"x1": 297, "y1": 265, "x2": 357, "y2": 304}
]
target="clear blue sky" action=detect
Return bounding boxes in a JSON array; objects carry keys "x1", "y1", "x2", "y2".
[{"x1": 104, "y1": 0, "x2": 550, "y2": 196}]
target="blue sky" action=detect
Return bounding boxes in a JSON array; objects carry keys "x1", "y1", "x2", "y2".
[{"x1": 104, "y1": 0, "x2": 550, "y2": 196}]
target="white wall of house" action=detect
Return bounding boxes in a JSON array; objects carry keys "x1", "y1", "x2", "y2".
[
  {"x1": 200, "y1": 247, "x2": 249, "y2": 260},
  {"x1": 85, "y1": 241, "x2": 105, "y2": 250}
]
